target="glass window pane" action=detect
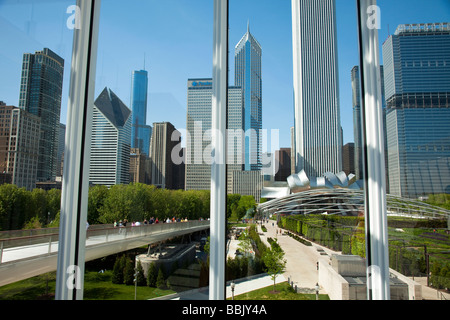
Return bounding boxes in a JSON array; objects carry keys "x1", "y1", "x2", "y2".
[
  {"x1": 86, "y1": 0, "x2": 213, "y2": 300},
  {"x1": 0, "y1": 0, "x2": 75, "y2": 293},
  {"x1": 228, "y1": 0, "x2": 450, "y2": 302}
]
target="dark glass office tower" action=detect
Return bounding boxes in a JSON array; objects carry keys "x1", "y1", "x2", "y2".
[
  {"x1": 235, "y1": 23, "x2": 262, "y2": 171},
  {"x1": 19, "y1": 48, "x2": 64, "y2": 182},
  {"x1": 131, "y1": 69, "x2": 152, "y2": 156},
  {"x1": 383, "y1": 23, "x2": 450, "y2": 198}
]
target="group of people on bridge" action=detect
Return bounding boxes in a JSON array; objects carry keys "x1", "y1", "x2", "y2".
[{"x1": 113, "y1": 216, "x2": 198, "y2": 228}]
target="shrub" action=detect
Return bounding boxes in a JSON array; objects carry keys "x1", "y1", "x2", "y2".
[
  {"x1": 135, "y1": 261, "x2": 146, "y2": 286},
  {"x1": 156, "y1": 268, "x2": 166, "y2": 289},
  {"x1": 123, "y1": 258, "x2": 135, "y2": 285},
  {"x1": 111, "y1": 255, "x2": 126, "y2": 284},
  {"x1": 147, "y1": 263, "x2": 158, "y2": 287}
]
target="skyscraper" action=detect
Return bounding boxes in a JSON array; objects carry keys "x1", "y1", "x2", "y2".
[
  {"x1": 291, "y1": 0, "x2": 342, "y2": 177},
  {"x1": 57, "y1": 123, "x2": 66, "y2": 179},
  {"x1": 19, "y1": 48, "x2": 64, "y2": 182},
  {"x1": 89, "y1": 87, "x2": 132, "y2": 186},
  {"x1": 185, "y1": 79, "x2": 244, "y2": 191},
  {"x1": 351, "y1": 66, "x2": 363, "y2": 180},
  {"x1": 0, "y1": 104, "x2": 41, "y2": 191},
  {"x1": 235, "y1": 23, "x2": 262, "y2": 171},
  {"x1": 342, "y1": 143, "x2": 355, "y2": 176},
  {"x1": 130, "y1": 69, "x2": 152, "y2": 156},
  {"x1": 383, "y1": 23, "x2": 450, "y2": 198},
  {"x1": 150, "y1": 121, "x2": 178, "y2": 190}
]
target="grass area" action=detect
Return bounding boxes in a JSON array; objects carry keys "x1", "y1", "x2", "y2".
[
  {"x1": 0, "y1": 272, "x2": 57, "y2": 300},
  {"x1": 229, "y1": 282, "x2": 329, "y2": 300},
  {"x1": 0, "y1": 270, "x2": 175, "y2": 300},
  {"x1": 1, "y1": 273, "x2": 330, "y2": 301}
]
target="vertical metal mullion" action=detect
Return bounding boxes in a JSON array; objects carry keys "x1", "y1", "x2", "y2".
[
  {"x1": 55, "y1": 0, "x2": 100, "y2": 300},
  {"x1": 356, "y1": 0, "x2": 390, "y2": 300},
  {"x1": 210, "y1": 0, "x2": 228, "y2": 301}
]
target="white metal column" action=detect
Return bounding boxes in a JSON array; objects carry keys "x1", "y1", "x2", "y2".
[
  {"x1": 209, "y1": 0, "x2": 228, "y2": 300},
  {"x1": 356, "y1": 0, "x2": 390, "y2": 300},
  {"x1": 55, "y1": 0, "x2": 100, "y2": 300}
]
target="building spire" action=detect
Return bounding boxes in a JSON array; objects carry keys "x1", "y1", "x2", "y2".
[{"x1": 247, "y1": 19, "x2": 250, "y2": 34}]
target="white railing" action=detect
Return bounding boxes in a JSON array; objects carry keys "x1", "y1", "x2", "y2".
[{"x1": 0, "y1": 220, "x2": 209, "y2": 264}]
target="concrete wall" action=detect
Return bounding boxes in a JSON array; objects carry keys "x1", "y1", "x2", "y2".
[
  {"x1": 319, "y1": 255, "x2": 415, "y2": 300},
  {"x1": 318, "y1": 256, "x2": 350, "y2": 300},
  {"x1": 136, "y1": 243, "x2": 197, "y2": 278},
  {"x1": 390, "y1": 268, "x2": 422, "y2": 300}
]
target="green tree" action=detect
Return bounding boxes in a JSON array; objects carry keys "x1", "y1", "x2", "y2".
[
  {"x1": 262, "y1": 238, "x2": 287, "y2": 292},
  {"x1": 147, "y1": 262, "x2": 158, "y2": 287},
  {"x1": 98, "y1": 185, "x2": 131, "y2": 223},
  {"x1": 123, "y1": 257, "x2": 135, "y2": 285},
  {"x1": 126, "y1": 183, "x2": 150, "y2": 222},
  {"x1": 232, "y1": 195, "x2": 256, "y2": 221},
  {"x1": 135, "y1": 260, "x2": 146, "y2": 286},
  {"x1": 46, "y1": 188, "x2": 61, "y2": 226},
  {"x1": 88, "y1": 185, "x2": 109, "y2": 224},
  {"x1": 156, "y1": 267, "x2": 166, "y2": 289},
  {"x1": 112, "y1": 255, "x2": 126, "y2": 284},
  {"x1": 30, "y1": 188, "x2": 48, "y2": 224},
  {"x1": 227, "y1": 194, "x2": 241, "y2": 219},
  {"x1": 0, "y1": 184, "x2": 31, "y2": 230}
]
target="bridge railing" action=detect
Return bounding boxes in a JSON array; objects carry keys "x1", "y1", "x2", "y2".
[{"x1": 0, "y1": 220, "x2": 210, "y2": 264}]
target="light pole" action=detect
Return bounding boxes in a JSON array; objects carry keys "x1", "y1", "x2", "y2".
[
  {"x1": 315, "y1": 283, "x2": 320, "y2": 300},
  {"x1": 231, "y1": 281, "x2": 235, "y2": 300},
  {"x1": 134, "y1": 268, "x2": 139, "y2": 300}
]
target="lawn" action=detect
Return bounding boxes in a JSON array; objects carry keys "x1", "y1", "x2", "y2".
[
  {"x1": 229, "y1": 282, "x2": 329, "y2": 300},
  {"x1": 0, "y1": 270, "x2": 175, "y2": 300}
]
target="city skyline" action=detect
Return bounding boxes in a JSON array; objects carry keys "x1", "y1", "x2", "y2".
[{"x1": 1, "y1": 0, "x2": 449, "y2": 152}]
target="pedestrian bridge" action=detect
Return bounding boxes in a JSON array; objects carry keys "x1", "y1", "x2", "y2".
[{"x1": 0, "y1": 220, "x2": 210, "y2": 287}]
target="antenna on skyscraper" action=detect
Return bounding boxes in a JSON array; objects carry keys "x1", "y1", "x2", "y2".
[{"x1": 143, "y1": 53, "x2": 146, "y2": 71}]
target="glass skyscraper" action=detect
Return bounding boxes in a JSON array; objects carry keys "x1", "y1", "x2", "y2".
[
  {"x1": 383, "y1": 23, "x2": 450, "y2": 198},
  {"x1": 235, "y1": 23, "x2": 262, "y2": 171},
  {"x1": 19, "y1": 48, "x2": 64, "y2": 182},
  {"x1": 131, "y1": 69, "x2": 152, "y2": 156},
  {"x1": 291, "y1": 0, "x2": 342, "y2": 177}
]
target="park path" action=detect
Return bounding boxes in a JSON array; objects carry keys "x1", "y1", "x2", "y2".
[{"x1": 256, "y1": 220, "x2": 337, "y2": 293}]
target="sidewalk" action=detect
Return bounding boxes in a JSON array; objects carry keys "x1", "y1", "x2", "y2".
[{"x1": 257, "y1": 221, "x2": 333, "y2": 294}]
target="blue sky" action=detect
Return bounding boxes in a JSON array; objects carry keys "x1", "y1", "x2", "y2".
[{"x1": 1, "y1": 0, "x2": 449, "y2": 150}]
